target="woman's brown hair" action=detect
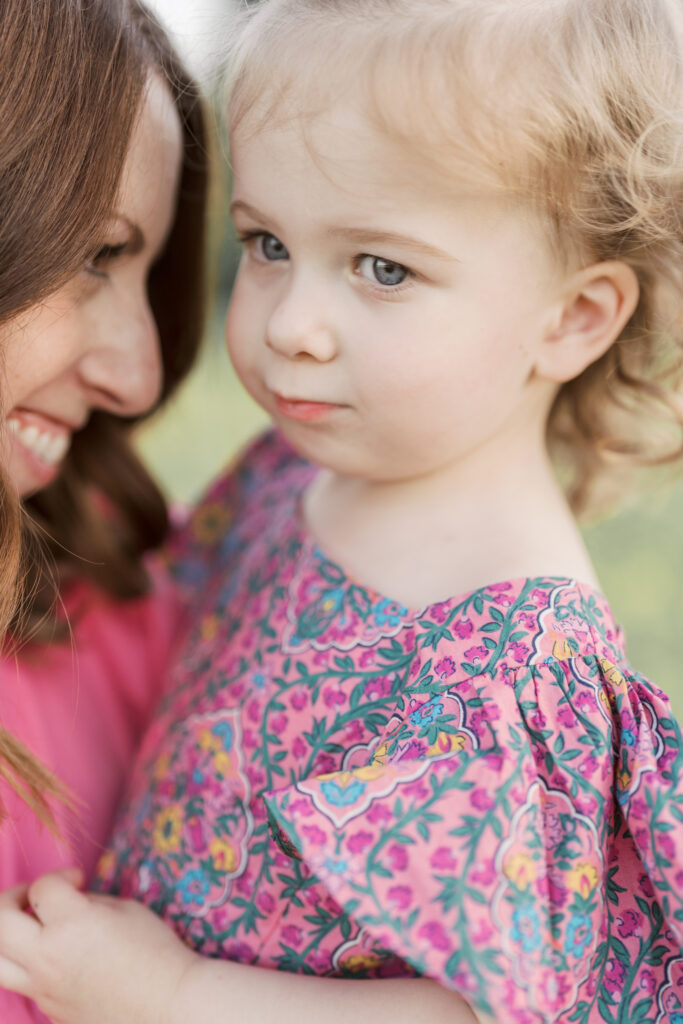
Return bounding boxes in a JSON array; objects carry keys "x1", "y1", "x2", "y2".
[{"x1": 0, "y1": 0, "x2": 209, "y2": 825}]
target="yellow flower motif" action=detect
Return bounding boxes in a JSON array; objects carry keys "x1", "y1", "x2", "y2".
[
  {"x1": 96, "y1": 850, "x2": 115, "y2": 878},
  {"x1": 551, "y1": 634, "x2": 575, "y2": 661},
  {"x1": 342, "y1": 953, "x2": 382, "y2": 973},
  {"x1": 426, "y1": 732, "x2": 467, "y2": 758},
  {"x1": 567, "y1": 862, "x2": 599, "y2": 898},
  {"x1": 153, "y1": 751, "x2": 171, "y2": 781},
  {"x1": 153, "y1": 805, "x2": 183, "y2": 854},
  {"x1": 317, "y1": 765, "x2": 386, "y2": 787},
  {"x1": 503, "y1": 852, "x2": 536, "y2": 890},
  {"x1": 198, "y1": 728, "x2": 221, "y2": 754},
  {"x1": 214, "y1": 751, "x2": 233, "y2": 777},
  {"x1": 201, "y1": 614, "x2": 220, "y2": 641},
  {"x1": 599, "y1": 659, "x2": 627, "y2": 691},
  {"x1": 210, "y1": 838, "x2": 237, "y2": 873},
  {"x1": 192, "y1": 502, "x2": 233, "y2": 543},
  {"x1": 617, "y1": 769, "x2": 632, "y2": 792},
  {"x1": 370, "y1": 742, "x2": 391, "y2": 767}
]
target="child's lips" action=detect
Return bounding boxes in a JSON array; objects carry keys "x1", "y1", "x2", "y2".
[{"x1": 273, "y1": 393, "x2": 346, "y2": 422}]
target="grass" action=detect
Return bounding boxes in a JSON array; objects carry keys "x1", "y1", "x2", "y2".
[{"x1": 136, "y1": 330, "x2": 683, "y2": 719}]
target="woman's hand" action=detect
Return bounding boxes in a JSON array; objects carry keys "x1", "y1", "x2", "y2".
[
  {"x1": 0, "y1": 869, "x2": 195, "y2": 1024},
  {"x1": 0, "y1": 870, "x2": 491, "y2": 1024}
]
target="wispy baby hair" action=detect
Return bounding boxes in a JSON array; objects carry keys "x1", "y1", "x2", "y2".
[{"x1": 228, "y1": 0, "x2": 683, "y2": 517}]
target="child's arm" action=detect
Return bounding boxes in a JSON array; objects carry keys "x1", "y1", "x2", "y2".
[{"x1": 0, "y1": 872, "x2": 490, "y2": 1024}]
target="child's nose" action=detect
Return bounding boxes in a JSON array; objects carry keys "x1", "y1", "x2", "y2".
[{"x1": 266, "y1": 277, "x2": 337, "y2": 362}]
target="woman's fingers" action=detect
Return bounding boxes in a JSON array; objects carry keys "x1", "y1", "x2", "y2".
[
  {"x1": 28, "y1": 868, "x2": 86, "y2": 925},
  {"x1": 0, "y1": 882, "x2": 41, "y2": 969},
  {"x1": 0, "y1": 953, "x2": 33, "y2": 996}
]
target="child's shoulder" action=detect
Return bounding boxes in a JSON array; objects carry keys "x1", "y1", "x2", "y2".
[
  {"x1": 165, "y1": 430, "x2": 311, "y2": 588},
  {"x1": 200, "y1": 428, "x2": 309, "y2": 509}
]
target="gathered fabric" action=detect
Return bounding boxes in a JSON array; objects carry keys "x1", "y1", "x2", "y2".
[{"x1": 97, "y1": 431, "x2": 683, "y2": 1023}]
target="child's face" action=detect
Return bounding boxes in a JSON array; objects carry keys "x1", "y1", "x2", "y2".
[
  {"x1": 227, "y1": 103, "x2": 561, "y2": 484},
  {"x1": 0, "y1": 76, "x2": 182, "y2": 499}
]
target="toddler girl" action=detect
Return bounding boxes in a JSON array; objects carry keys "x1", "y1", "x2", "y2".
[{"x1": 1, "y1": 1, "x2": 682, "y2": 1022}]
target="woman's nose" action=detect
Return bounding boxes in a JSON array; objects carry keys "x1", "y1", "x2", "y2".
[
  {"x1": 78, "y1": 301, "x2": 163, "y2": 417},
  {"x1": 265, "y1": 275, "x2": 337, "y2": 363}
]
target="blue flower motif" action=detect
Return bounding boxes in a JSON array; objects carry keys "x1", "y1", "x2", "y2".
[
  {"x1": 510, "y1": 904, "x2": 542, "y2": 953},
  {"x1": 565, "y1": 912, "x2": 593, "y2": 958},
  {"x1": 373, "y1": 597, "x2": 408, "y2": 628},
  {"x1": 323, "y1": 855, "x2": 348, "y2": 876},
  {"x1": 176, "y1": 868, "x2": 209, "y2": 908},
  {"x1": 320, "y1": 777, "x2": 366, "y2": 807},
  {"x1": 409, "y1": 697, "x2": 444, "y2": 727},
  {"x1": 622, "y1": 728, "x2": 636, "y2": 747},
  {"x1": 670, "y1": 1013, "x2": 683, "y2": 1024},
  {"x1": 212, "y1": 720, "x2": 234, "y2": 750}
]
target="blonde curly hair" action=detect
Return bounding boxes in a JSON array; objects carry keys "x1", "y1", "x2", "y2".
[{"x1": 228, "y1": 0, "x2": 683, "y2": 517}]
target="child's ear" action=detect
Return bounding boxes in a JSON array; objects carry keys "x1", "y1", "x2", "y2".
[{"x1": 535, "y1": 261, "x2": 640, "y2": 383}]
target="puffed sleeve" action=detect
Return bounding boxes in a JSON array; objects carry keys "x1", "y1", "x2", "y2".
[{"x1": 263, "y1": 657, "x2": 683, "y2": 1023}]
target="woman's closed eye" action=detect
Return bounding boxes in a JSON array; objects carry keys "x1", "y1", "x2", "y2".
[
  {"x1": 85, "y1": 242, "x2": 129, "y2": 279},
  {"x1": 240, "y1": 231, "x2": 289, "y2": 263},
  {"x1": 355, "y1": 254, "x2": 411, "y2": 289}
]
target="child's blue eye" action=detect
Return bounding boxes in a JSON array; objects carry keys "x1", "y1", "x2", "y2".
[
  {"x1": 357, "y1": 255, "x2": 409, "y2": 287},
  {"x1": 258, "y1": 233, "x2": 289, "y2": 261}
]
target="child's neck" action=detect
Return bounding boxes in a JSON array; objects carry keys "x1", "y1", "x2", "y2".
[{"x1": 302, "y1": 432, "x2": 599, "y2": 608}]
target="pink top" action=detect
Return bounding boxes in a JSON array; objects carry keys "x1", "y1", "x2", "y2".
[
  {"x1": 98, "y1": 432, "x2": 683, "y2": 1024},
  {"x1": 0, "y1": 563, "x2": 183, "y2": 1022}
]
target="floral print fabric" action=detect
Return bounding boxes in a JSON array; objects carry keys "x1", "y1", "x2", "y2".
[{"x1": 96, "y1": 431, "x2": 683, "y2": 1023}]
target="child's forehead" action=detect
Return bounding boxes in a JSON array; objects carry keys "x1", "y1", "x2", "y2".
[{"x1": 230, "y1": 100, "x2": 490, "y2": 215}]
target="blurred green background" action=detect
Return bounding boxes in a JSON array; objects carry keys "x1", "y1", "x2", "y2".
[{"x1": 136, "y1": 310, "x2": 683, "y2": 720}]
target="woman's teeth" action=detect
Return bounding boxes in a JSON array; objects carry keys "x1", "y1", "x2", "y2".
[{"x1": 7, "y1": 418, "x2": 70, "y2": 465}]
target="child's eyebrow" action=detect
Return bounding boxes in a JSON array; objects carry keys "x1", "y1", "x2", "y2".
[{"x1": 330, "y1": 227, "x2": 458, "y2": 263}]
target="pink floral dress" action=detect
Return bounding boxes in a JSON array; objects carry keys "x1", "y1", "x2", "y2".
[{"x1": 96, "y1": 431, "x2": 683, "y2": 1023}]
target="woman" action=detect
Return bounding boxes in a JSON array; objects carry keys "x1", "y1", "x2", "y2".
[{"x1": 0, "y1": 1, "x2": 208, "y2": 1018}]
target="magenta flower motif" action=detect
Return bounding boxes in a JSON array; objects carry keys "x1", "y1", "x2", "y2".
[
  {"x1": 323, "y1": 687, "x2": 346, "y2": 708},
  {"x1": 470, "y1": 788, "x2": 496, "y2": 811},
  {"x1": 430, "y1": 846, "x2": 458, "y2": 871},
  {"x1": 509, "y1": 642, "x2": 530, "y2": 663},
  {"x1": 270, "y1": 712, "x2": 288, "y2": 734},
  {"x1": 290, "y1": 690, "x2": 308, "y2": 711},
  {"x1": 282, "y1": 925, "x2": 303, "y2": 948},
  {"x1": 257, "y1": 891, "x2": 275, "y2": 913},
  {"x1": 464, "y1": 644, "x2": 489, "y2": 662},
  {"x1": 453, "y1": 617, "x2": 474, "y2": 639},
  {"x1": 387, "y1": 885, "x2": 412, "y2": 910},
  {"x1": 470, "y1": 858, "x2": 496, "y2": 885},
  {"x1": 617, "y1": 909, "x2": 643, "y2": 938},
  {"x1": 659, "y1": 832, "x2": 676, "y2": 861},
  {"x1": 418, "y1": 920, "x2": 451, "y2": 951},
  {"x1": 387, "y1": 843, "x2": 409, "y2": 871},
  {"x1": 364, "y1": 675, "x2": 393, "y2": 699},
  {"x1": 347, "y1": 830, "x2": 373, "y2": 853},
  {"x1": 429, "y1": 601, "x2": 450, "y2": 624},
  {"x1": 603, "y1": 957, "x2": 627, "y2": 996},
  {"x1": 367, "y1": 803, "x2": 392, "y2": 824},
  {"x1": 435, "y1": 657, "x2": 456, "y2": 678},
  {"x1": 301, "y1": 824, "x2": 327, "y2": 845},
  {"x1": 292, "y1": 736, "x2": 307, "y2": 759}
]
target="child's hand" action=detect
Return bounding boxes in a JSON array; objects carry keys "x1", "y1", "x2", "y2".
[{"x1": 0, "y1": 869, "x2": 196, "y2": 1024}]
